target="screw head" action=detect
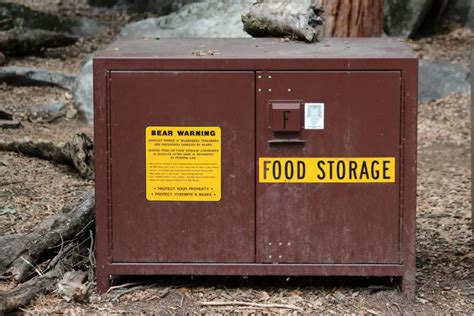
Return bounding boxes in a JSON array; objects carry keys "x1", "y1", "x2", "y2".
[{"x1": 268, "y1": 88, "x2": 272, "y2": 92}]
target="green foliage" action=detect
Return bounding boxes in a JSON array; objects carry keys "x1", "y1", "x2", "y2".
[{"x1": 13, "y1": 17, "x2": 25, "y2": 33}]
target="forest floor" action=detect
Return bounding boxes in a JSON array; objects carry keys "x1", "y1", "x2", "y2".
[{"x1": 0, "y1": 0, "x2": 473, "y2": 314}]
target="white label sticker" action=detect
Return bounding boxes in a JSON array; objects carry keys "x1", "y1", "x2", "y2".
[{"x1": 304, "y1": 103, "x2": 324, "y2": 129}]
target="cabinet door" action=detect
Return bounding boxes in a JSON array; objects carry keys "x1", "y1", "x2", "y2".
[
  {"x1": 110, "y1": 71, "x2": 255, "y2": 263},
  {"x1": 256, "y1": 71, "x2": 401, "y2": 264}
]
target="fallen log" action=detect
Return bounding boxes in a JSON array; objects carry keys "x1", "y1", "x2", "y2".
[
  {"x1": 0, "y1": 29, "x2": 77, "y2": 56},
  {"x1": 242, "y1": 0, "x2": 324, "y2": 42},
  {"x1": 0, "y1": 133, "x2": 94, "y2": 180},
  {"x1": 0, "y1": 66, "x2": 76, "y2": 90},
  {"x1": 0, "y1": 266, "x2": 61, "y2": 314},
  {"x1": 0, "y1": 190, "x2": 95, "y2": 282},
  {"x1": 0, "y1": 2, "x2": 65, "y2": 32},
  {"x1": 242, "y1": 0, "x2": 384, "y2": 40}
]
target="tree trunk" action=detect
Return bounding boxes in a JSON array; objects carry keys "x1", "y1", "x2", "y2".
[
  {"x1": 321, "y1": 0, "x2": 384, "y2": 37},
  {"x1": 242, "y1": 0, "x2": 383, "y2": 41}
]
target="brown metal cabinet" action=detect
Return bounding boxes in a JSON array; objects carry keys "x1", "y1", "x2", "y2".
[{"x1": 94, "y1": 38, "x2": 417, "y2": 296}]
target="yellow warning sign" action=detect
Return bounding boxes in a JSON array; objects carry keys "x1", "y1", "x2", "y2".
[
  {"x1": 259, "y1": 157, "x2": 395, "y2": 183},
  {"x1": 146, "y1": 126, "x2": 221, "y2": 201}
]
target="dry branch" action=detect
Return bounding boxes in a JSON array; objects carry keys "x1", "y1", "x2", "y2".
[
  {"x1": 242, "y1": 0, "x2": 324, "y2": 42},
  {"x1": 0, "y1": 266, "x2": 61, "y2": 314},
  {"x1": 0, "y1": 133, "x2": 94, "y2": 180},
  {"x1": 199, "y1": 300, "x2": 304, "y2": 311},
  {"x1": 0, "y1": 190, "x2": 95, "y2": 282}
]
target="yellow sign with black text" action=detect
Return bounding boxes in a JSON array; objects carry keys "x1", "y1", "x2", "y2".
[
  {"x1": 259, "y1": 157, "x2": 395, "y2": 183},
  {"x1": 146, "y1": 126, "x2": 221, "y2": 201}
]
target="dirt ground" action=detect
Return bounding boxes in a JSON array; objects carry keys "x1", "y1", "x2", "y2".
[{"x1": 0, "y1": 1, "x2": 473, "y2": 314}]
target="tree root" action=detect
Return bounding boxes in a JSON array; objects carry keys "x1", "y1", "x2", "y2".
[
  {"x1": 0, "y1": 190, "x2": 95, "y2": 313},
  {"x1": 0, "y1": 133, "x2": 94, "y2": 180},
  {"x1": 0, "y1": 266, "x2": 61, "y2": 314},
  {"x1": 0, "y1": 190, "x2": 95, "y2": 281}
]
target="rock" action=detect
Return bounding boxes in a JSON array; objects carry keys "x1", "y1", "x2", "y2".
[
  {"x1": 36, "y1": 102, "x2": 65, "y2": 113},
  {"x1": 115, "y1": 0, "x2": 200, "y2": 15},
  {"x1": 73, "y1": 58, "x2": 93, "y2": 124},
  {"x1": 120, "y1": 0, "x2": 253, "y2": 38},
  {"x1": 384, "y1": 0, "x2": 433, "y2": 37},
  {"x1": 69, "y1": 16, "x2": 105, "y2": 38},
  {"x1": 77, "y1": 0, "x2": 253, "y2": 125},
  {"x1": 0, "y1": 66, "x2": 76, "y2": 90},
  {"x1": 419, "y1": 61, "x2": 469, "y2": 104}
]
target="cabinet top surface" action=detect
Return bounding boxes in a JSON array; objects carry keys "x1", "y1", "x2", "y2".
[{"x1": 95, "y1": 38, "x2": 416, "y2": 60}]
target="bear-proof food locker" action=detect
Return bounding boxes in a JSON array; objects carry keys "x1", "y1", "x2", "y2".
[{"x1": 94, "y1": 38, "x2": 417, "y2": 296}]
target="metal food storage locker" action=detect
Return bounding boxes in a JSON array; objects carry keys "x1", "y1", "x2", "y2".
[{"x1": 94, "y1": 38, "x2": 417, "y2": 296}]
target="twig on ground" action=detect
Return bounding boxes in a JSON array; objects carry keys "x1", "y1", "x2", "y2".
[
  {"x1": 198, "y1": 301, "x2": 303, "y2": 311},
  {"x1": 44, "y1": 242, "x2": 75, "y2": 273},
  {"x1": 106, "y1": 282, "x2": 144, "y2": 293},
  {"x1": 111, "y1": 285, "x2": 154, "y2": 302},
  {"x1": 19, "y1": 256, "x2": 43, "y2": 277}
]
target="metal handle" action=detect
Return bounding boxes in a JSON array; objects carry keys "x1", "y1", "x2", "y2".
[{"x1": 268, "y1": 139, "x2": 306, "y2": 145}]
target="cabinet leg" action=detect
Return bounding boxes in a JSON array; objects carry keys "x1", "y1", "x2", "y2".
[
  {"x1": 402, "y1": 271, "x2": 416, "y2": 299},
  {"x1": 96, "y1": 268, "x2": 110, "y2": 294}
]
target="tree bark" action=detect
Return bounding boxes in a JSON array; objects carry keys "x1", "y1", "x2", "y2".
[
  {"x1": 320, "y1": 0, "x2": 383, "y2": 37},
  {"x1": 0, "y1": 190, "x2": 95, "y2": 282},
  {"x1": 0, "y1": 133, "x2": 94, "y2": 180},
  {"x1": 242, "y1": 0, "x2": 324, "y2": 42},
  {"x1": 242, "y1": 0, "x2": 384, "y2": 41},
  {"x1": 0, "y1": 29, "x2": 77, "y2": 56},
  {"x1": 0, "y1": 66, "x2": 76, "y2": 90},
  {"x1": 0, "y1": 267, "x2": 61, "y2": 314}
]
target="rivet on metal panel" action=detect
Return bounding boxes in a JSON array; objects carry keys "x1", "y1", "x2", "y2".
[
  {"x1": 268, "y1": 88, "x2": 272, "y2": 92},
  {"x1": 287, "y1": 242, "x2": 291, "y2": 246},
  {"x1": 288, "y1": 88, "x2": 292, "y2": 92},
  {"x1": 278, "y1": 242, "x2": 282, "y2": 246},
  {"x1": 258, "y1": 75, "x2": 262, "y2": 79},
  {"x1": 258, "y1": 88, "x2": 262, "y2": 92},
  {"x1": 268, "y1": 75, "x2": 272, "y2": 79},
  {"x1": 268, "y1": 242, "x2": 272, "y2": 246},
  {"x1": 278, "y1": 255, "x2": 282, "y2": 259},
  {"x1": 268, "y1": 255, "x2": 272, "y2": 259}
]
